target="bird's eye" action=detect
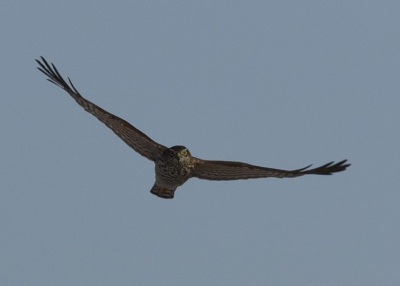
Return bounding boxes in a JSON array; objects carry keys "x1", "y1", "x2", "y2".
[
  {"x1": 182, "y1": 150, "x2": 188, "y2": 156},
  {"x1": 169, "y1": 150, "x2": 175, "y2": 157}
]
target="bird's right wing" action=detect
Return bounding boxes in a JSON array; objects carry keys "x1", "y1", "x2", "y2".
[
  {"x1": 191, "y1": 158, "x2": 350, "y2": 181},
  {"x1": 36, "y1": 57, "x2": 167, "y2": 162}
]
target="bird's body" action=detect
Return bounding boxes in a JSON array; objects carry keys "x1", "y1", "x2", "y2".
[
  {"x1": 36, "y1": 57, "x2": 350, "y2": 199},
  {"x1": 151, "y1": 146, "x2": 195, "y2": 198}
]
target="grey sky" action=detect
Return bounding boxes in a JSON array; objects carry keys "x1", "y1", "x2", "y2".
[{"x1": 1, "y1": 1, "x2": 399, "y2": 285}]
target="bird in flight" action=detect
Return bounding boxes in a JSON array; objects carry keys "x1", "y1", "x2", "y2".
[{"x1": 36, "y1": 57, "x2": 350, "y2": 199}]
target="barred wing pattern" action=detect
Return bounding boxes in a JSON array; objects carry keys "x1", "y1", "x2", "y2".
[
  {"x1": 36, "y1": 57, "x2": 166, "y2": 162},
  {"x1": 192, "y1": 159, "x2": 350, "y2": 180}
]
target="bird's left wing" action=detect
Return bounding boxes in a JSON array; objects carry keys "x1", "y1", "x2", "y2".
[
  {"x1": 191, "y1": 158, "x2": 350, "y2": 180},
  {"x1": 36, "y1": 57, "x2": 167, "y2": 162}
]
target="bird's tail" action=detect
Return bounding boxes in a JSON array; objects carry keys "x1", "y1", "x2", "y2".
[{"x1": 150, "y1": 183, "x2": 176, "y2": 199}]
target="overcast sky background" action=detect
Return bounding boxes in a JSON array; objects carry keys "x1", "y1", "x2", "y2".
[{"x1": 1, "y1": 1, "x2": 399, "y2": 285}]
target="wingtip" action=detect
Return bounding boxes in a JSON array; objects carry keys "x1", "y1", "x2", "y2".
[{"x1": 300, "y1": 159, "x2": 351, "y2": 175}]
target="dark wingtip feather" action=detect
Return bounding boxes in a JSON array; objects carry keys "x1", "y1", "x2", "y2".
[
  {"x1": 36, "y1": 56, "x2": 80, "y2": 94},
  {"x1": 300, "y1": 159, "x2": 350, "y2": 175}
]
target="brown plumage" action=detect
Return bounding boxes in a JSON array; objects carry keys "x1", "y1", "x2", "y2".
[{"x1": 36, "y1": 57, "x2": 350, "y2": 199}]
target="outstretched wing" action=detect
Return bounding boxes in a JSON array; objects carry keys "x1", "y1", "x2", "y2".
[
  {"x1": 36, "y1": 57, "x2": 167, "y2": 162},
  {"x1": 191, "y1": 158, "x2": 350, "y2": 180}
]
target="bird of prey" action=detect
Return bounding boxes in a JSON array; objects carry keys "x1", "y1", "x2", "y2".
[{"x1": 36, "y1": 57, "x2": 350, "y2": 199}]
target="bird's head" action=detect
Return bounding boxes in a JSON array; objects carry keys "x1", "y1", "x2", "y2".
[{"x1": 163, "y1": 145, "x2": 191, "y2": 163}]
